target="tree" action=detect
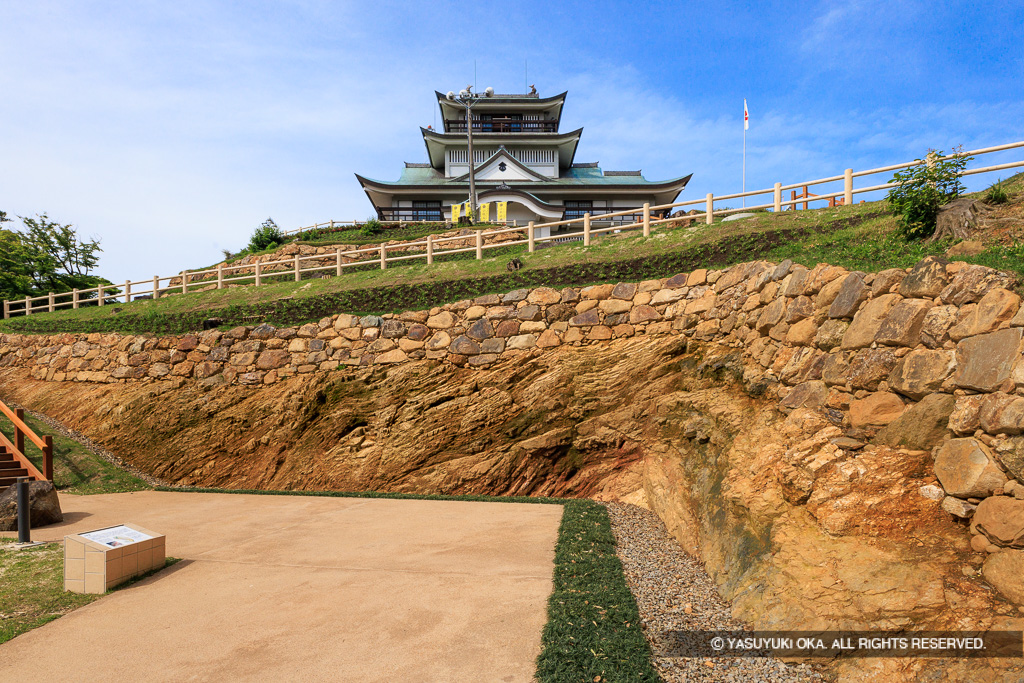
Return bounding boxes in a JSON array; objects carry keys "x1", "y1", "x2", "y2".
[
  {"x1": 0, "y1": 213, "x2": 110, "y2": 302},
  {"x1": 247, "y1": 217, "x2": 284, "y2": 253},
  {"x1": 886, "y1": 147, "x2": 972, "y2": 240}
]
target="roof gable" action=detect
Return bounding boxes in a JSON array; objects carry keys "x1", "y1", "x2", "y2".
[{"x1": 451, "y1": 148, "x2": 549, "y2": 183}]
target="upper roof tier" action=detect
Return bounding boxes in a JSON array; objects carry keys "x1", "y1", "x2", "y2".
[{"x1": 435, "y1": 90, "x2": 567, "y2": 134}]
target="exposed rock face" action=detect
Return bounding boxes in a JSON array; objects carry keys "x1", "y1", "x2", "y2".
[
  {"x1": 0, "y1": 480, "x2": 63, "y2": 531},
  {"x1": 5, "y1": 255, "x2": 1024, "y2": 681}
]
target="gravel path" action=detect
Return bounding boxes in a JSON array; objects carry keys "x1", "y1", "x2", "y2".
[{"x1": 603, "y1": 502, "x2": 825, "y2": 682}]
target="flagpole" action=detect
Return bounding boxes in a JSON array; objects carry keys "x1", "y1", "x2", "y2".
[{"x1": 742, "y1": 99, "x2": 748, "y2": 209}]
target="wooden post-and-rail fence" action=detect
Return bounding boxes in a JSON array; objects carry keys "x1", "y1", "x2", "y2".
[
  {"x1": 4, "y1": 140, "x2": 1024, "y2": 320},
  {"x1": 0, "y1": 399, "x2": 53, "y2": 488}
]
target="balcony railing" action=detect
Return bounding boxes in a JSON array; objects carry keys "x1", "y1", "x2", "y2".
[
  {"x1": 444, "y1": 119, "x2": 559, "y2": 134},
  {"x1": 378, "y1": 207, "x2": 445, "y2": 222}
]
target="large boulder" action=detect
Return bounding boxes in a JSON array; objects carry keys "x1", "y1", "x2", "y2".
[
  {"x1": 874, "y1": 299, "x2": 932, "y2": 347},
  {"x1": 898, "y1": 256, "x2": 949, "y2": 299},
  {"x1": 873, "y1": 393, "x2": 956, "y2": 451},
  {"x1": 888, "y1": 349, "x2": 956, "y2": 400},
  {"x1": 994, "y1": 436, "x2": 1024, "y2": 482},
  {"x1": 849, "y1": 392, "x2": 905, "y2": 428},
  {"x1": 940, "y1": 264, "x2": 1017, "y2": 306},
  {"x1": 972, "y1": 497, "x2": 1024, "y2": 548},
  {"x1": 934, "y1": 438, "x2": 1008, "y2": 498},
  {"x1": 828, "y1": 274, "x2": 869, "y2": 319},
  {"x1": 948, "y1": 288, "x2": 1021, "y2": 341},
  {"x1": 953, "y1": 328, "x2": 1023, "y2": 392},
  {"x1": 983, "y1": 550, "x2": 1024, "y2": 604},
  {"x1": 979, "y1": 393, "x2": 1024, "y2": 435},
  {"x1": 0, "y1": 480, "x2": 63, "y2": 531},
  {"x1": 841, "y1": 294, "x2": 902, "y2": 349}
]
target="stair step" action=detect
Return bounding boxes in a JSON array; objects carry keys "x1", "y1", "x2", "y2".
[{"x1": 0, "y1": 460, "x2": 26, "y2": 470}]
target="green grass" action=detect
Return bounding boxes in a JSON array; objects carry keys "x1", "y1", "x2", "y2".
[
  {"x1": 3, "y1": 182, "x2": 1022, "y2": 337},
  {"x1": 536, "y1": 500, "x2": 659, "y2": 682},
  {"x1": 0, "y1": 414, "x2": 150, "y2": 495},
  {"x1": 0, "y1": 536, "x2": 178, "y2": 645},
  {"x1": 156, "y1": 486, "x2": 656, "y2": 680}
]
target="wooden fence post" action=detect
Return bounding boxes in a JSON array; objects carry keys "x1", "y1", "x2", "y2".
[
  {"x1": 803, "y1": 185, "x2": 809, "y2": 211},
  {"x1": 181, "y1": 271, "x2": 189, "y2": 294},
  {"x1": 124, "y1": 280, "x2": 131, "y2": 304},
  {"x1": 642, "y1": 203, "x2": 650, "y2": 237},
  {"x1": 705, "y1": 193, "x2": 714, "y2": 225},
  {"x1": 528, "y1": 221, "x2": 535, "y2": 253},
  {"x1": 73, "y1": 289, "x2": 79, "y2": 309},
  {"x1": 475, "y1": 230, "x2": 483, "y2": 260},
  {"x1": 790, "y1": 190, "x2": 797, "y2": 211},
  {"x1": 2, "y1": 300, "x2": 8, "y2": 319},
  {"x1": 583, "y1": 213, "x2": 591, "y2": 246},
  {"x1": 217, "y1": 264, "x2": 224, "y2": 289},
  {"x1": 15, "y1": 408, "x2": 24, "y2": 456},
  {"x1": 774, "y1": 183, "x2": 782, "y2": 213},
  {"x1": 294, "y1": 255, "x2": 301, "y2": 282},
  {"x1": 844, "y1": 168, "x2": 853, "y2": 206},
  {"x1": 98, "y1": 285, "x2": 104, "y2": 306},
  {"x1": 255, "y1": 262, "x2": 262, "y2": 287},
  {"x1": 48, "y1": 292, "x2": 55, "y2": 313},
  {"x1": 335, "y1": 249, "x2": 343, "y2": 276},
  {"x1": 153, "y1": 276, "x2": 159, "y2": 299},
  {"x1": 43, "y1": 435, "x2": 53, "y2": 481},
  {"x1": 380, "y1": 245, "x2": 387, "y2": 270},
  {"x1": 25, "y1": 296, "x2": 31, "y2": 315},
  {"x1": 426, "y1": 234, "x2": 434, "y2": 265}
]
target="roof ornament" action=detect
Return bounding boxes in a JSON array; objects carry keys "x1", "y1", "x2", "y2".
[
  {"x1": 529, "y1": 84, "x2": 537, "y2": 96},
  {"x1": 496, "y1": 183, "x2": 511, "y2": 190}
]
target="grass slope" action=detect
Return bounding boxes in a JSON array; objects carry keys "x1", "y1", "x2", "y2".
[
  {"x1": 2, "y1": 188, "x2": 1023, "y2": 336},
  {"x1": 0, "y1": 413, "x2": 150, "y2": 495}
]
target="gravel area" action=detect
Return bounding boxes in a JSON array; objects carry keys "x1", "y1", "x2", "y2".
[
  {"x1": 603, "y1": 502, "x2": 825, "y2": 682},
  {"x1": 5, "y1": 401, "x2": 167, "y2": 488}
]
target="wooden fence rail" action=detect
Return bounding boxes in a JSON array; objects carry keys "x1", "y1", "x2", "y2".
[{"x1": 4, "y1": 140, "x2": 1024, "y2": 319}]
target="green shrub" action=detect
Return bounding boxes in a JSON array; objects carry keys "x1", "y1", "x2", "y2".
[
  {"x1": 985, "y1": 179, "x2": 1010, "y2": 205},
  {"x1": 359, "y1": 218, "x2": 383, "y2": 237},
  {"x1": 886, "y1": 147, "x2": 972, "y2": 240},
  {"x1": 248, "y1": 217, "x2": 284, "y2": 252}
]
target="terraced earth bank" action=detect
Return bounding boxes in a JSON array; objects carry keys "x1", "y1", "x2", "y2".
[{"x1": 4, "y1": 259, "x2": 1024, "y2": 681}]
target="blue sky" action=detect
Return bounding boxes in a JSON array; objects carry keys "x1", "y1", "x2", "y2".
[{"x1": 1, "y1": 0, "x2": 1022, "y2": 286}]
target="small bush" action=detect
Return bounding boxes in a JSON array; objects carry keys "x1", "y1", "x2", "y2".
[
  {"x1": 887, "y1": 147, "x2": 972, "y2": 240},
  {"x1": 985, "y1": 179, "x2": 1010, "y2": 205},
  {"x1": 360, "y1": 218, "x2": 383, "y2": 237},
  {"x1": 248, "y1": 217, "x2": 283, "y2": 252}
]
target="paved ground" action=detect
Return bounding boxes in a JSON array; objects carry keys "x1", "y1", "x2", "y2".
[{"x1": 0, "y1": 491, "x2": 562, "y2": 682}]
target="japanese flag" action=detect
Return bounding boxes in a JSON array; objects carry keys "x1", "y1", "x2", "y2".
[{"x1": 744, "y1": 99, "x2": 749, "y2": 131}]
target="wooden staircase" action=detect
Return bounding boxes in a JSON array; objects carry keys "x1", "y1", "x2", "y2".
[
  {"x1": 0, "y1": 400, "x2": 51, "y2": 490},
  {"x1": 0, "y1": 444, "x2": 32, "y2": 488}
]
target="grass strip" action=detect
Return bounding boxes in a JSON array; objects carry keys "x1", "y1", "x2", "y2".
[
  {"x1": 0, "y1": 537, "x2": 179, "y2": 646},
  {"x1": 159, "y1": 487, "x2": 658, "y2": 680},
  {"x1": 154, "y1": 485, "x2": 567, "y2": 505},
  {"x1": 536, "y1": 500, "x2": 659, "y2": 683}
]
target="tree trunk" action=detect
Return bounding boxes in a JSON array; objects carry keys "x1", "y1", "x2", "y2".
[{"x1": 929, "y1": 197, "x2": 988, "y2": 243}]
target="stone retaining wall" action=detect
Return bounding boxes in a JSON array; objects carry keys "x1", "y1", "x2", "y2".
[{"x1": 3, "y1": 255, "x2": 1024, "y2": 540}]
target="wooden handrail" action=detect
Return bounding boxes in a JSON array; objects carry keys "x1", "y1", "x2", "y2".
[{"x1": 0, "y1": 400, "x2": 53, "y2": 481}]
